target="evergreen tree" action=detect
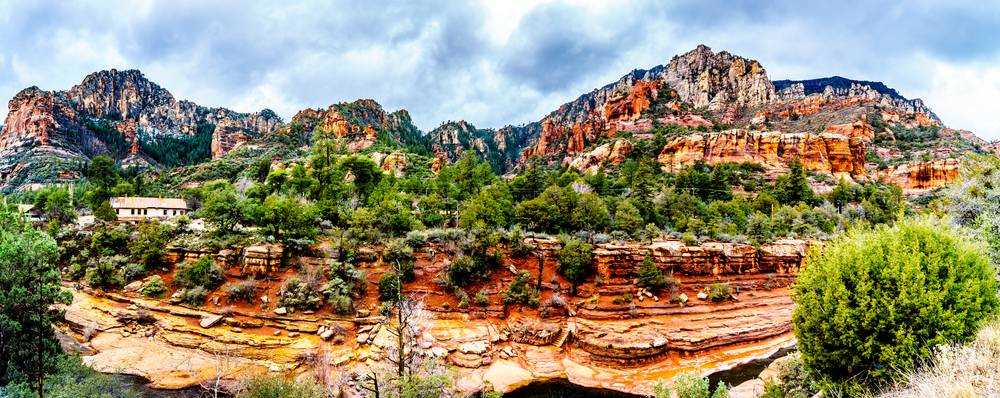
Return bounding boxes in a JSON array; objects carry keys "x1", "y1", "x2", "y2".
[
  {"x1": 0, "y1": 205, "x2": 72, "y2": 395},
  {"x1": 637, "y1": 253, "x2": 667, "y2": 291}
]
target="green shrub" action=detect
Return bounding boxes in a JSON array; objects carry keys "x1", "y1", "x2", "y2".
[
  {"x1": 140, "y1": 275, "x2": 167, "y2": 297},
  {"x1": 180, "y1": 286, "x2": 208, "y2": 305},
  {"x1": 1, "y1": 354, "x2": 141, "y2": 398},
  {"x1": 475, "y1": 288, "x2": 489, "y2": 306},
  {"x1": 707, "y1": 283, "x2": 732, "y2": 303},
  {"x1": 653, "y1": 371, "x2": 729, "y2": 398},
  {"x1": 86, "y1": 256, "x2": 126, "y2": 289},
  {"x1": 173, "y1": 256, "x2": 223, "y2": 290},
  {"x1": 503, "y1": 270, "x2": 539, "y2": 307},
  {"x1": 637, "y1": 253, "x2": 667, "y2": 291},
  {"x1": 447, "y1": 256, "x2": 487, "y2": 287},
  {"x1": 235, "y1": 374, "x2": 325, "y2": 398},
  {"x1": 277, "y1": 278, "x2": 321, "y2": 311},
  {"x1": 328, "y1": 294, "x2": 353, "y2": 315},
  {"x1": 793, "y1": 217, "x2": 999, "y2": 389},
  {"x1": 378, "y1": 271, "x2": 401, "y2": 302},
  {"x1": 558, "y1": 239, "x2": 593, "y2": 294},
  {"x1": 226, "y1": 279, "x2": 258, "y2": 303}
]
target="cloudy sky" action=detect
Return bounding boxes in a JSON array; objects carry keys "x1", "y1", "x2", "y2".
[{"x1": 1, "y1": 0, "x2": 998, "y2": 138}]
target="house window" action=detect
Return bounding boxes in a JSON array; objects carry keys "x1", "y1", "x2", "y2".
[{"x1": 130, "y1": 209, "x2": 135, "y2": 215}]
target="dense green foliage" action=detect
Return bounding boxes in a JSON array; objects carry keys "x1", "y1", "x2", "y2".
[
  {"x1": 558, "y1": 239, "x2": 593, "y2": 294},
  {"x1": 140, "y1": 122, "x2": 215, "y2": 167},
  {"x1": 235, "y1": 374, "x2": 325, "y2": 398},
  {"x1": 637, "y1": 253, "x2": 667, "y2": 291},
  {"x1": 0, "y1": 205, "x2": 72, "y2": 394},
  {"x1": 792, "y1": 217, "x2": 999, "y2": 390},
  {"x1": 278, "y1": 277, "x2": 322, "y2": 311},
  {"x1": 503, "y1": 270, "x2": 540, "y2": 306},
  {"x1": 653, "y1": 372, "x2": 729, "y2": 398},
  {"x1": 1, "y1": 355, "x2": 141, "y2": 398},
  {"x1": 140, "y1": 275, "x2": 167, "y2": 297},
  {"x1": 172, "y1": 256, "x2": 223, "y2": 290},
  {"x1": 942, "y1": 154, "x2": 1000, "y2": 267}
]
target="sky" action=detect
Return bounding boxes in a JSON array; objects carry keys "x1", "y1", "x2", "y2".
[{"x1": 1, "y1": 0, "x2": 998, "y2": 138}]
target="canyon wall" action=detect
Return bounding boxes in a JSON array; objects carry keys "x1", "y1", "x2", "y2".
[
  {"x1": 657, "y1": 130, "x2": 867, "y2": 178},
  {"x1": 59, "y1": 237, "x2": 810, "y2": 396}
]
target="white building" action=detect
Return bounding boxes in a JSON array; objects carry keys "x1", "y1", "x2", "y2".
[{"x1": 110, "y1": 197, "x2": 189, "y2": 221}]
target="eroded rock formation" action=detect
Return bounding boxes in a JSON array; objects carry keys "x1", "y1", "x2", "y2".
[
  {"x1": 657, "y1": 130, "x2": 866, "y2": 178},
  {"x1": 876, "y1": 158, "x2": 960, "y2": 192},
  {"x1": 59, "y1": 238, "x2": 810, "y2": 396},
  {"x1": 0, "y1": 69, "x2": 282, "y2": 190}
]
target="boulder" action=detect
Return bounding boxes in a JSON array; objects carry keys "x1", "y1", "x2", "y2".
[
  {"x1": 458, "y1": 340, "x2": 490, "y2": 355},
  {"x1": 273, "y1": 307, "x2": 287, "y2": 316},
  {"x1": 199, "y1": 315, "x2": 223, "y2": 328}
]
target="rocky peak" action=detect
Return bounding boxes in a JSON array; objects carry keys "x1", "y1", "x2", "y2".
[
  {"x1": 773, "y1": 76, "x2": 938, "y2": 120},
  {"x1": 67, "y1": 69, "x2": 174, "y2": 120},
  {"x1": 664, "y1": 45, "x2": 775, "y2": 111},
  {"x1": 289, "y1": 99, "x2": 425, "y2": 153}
]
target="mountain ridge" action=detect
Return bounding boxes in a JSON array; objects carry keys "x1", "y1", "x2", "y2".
[{"x1": 0, "y1": 45, "x2": 983, "y2": 192}]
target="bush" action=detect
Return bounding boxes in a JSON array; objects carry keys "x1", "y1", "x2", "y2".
[
  {"x1": 637, "y1": 253, "x2": 667, "y2": 291},
  {"x1": 378, "y1": 271, "x2": 401, "y2": 302},
  {"x1": 180, "y1": 286, "x2": 208, "y2": 305},
  {"x1": 503, "y1": 270, "x2": 539, "y2": 307},
  {"x1": 277, "y1": 278, "x2": 321, "y2": 311},
  {"x1": 558, "y1": 239, "x2": 594, "y2": 294},
  {"x1": 653, "y1": 371, "x2": 729, "y2": 398},
  {"x1": 140, "y1": 275, "x2": 167, "y2": 297},
  {"x1": 173, "y1": 256, "x2": 224, "y2": 290},
  {"x1": 86, "y1": 256, "x2": 126, "y2": 289},
  {"x1": 226, "y1": 279, "x2": 258, "y2": 303},
  {"x1": 235, "y1": 374, "x2": 325, "y2": 398},
  {"x1": 707, "y1": 283, "x2": 732, "y2": 303},
  {"x1": 793, "y1": 217, "x2": 999, "y2": 389},
  {"x1": 447, "y1": 256, "x2": 489, "y2": 287},
  {"x1": 1, "y1": 354, "x2": 141, "y2": 398},
  {"x1": 475, "y1": 288, "x2": 490, "y2": 306}
]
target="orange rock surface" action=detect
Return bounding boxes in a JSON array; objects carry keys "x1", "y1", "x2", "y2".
[
  {"x1": 658, "y1": 130, "x2": 866, "y2": 177},
  {"x1": 60, "y1": 238, "x2": 810, "y2": 396},
  {"x1": 877, "y1": 158, "x2": 960, "y2": 192}
]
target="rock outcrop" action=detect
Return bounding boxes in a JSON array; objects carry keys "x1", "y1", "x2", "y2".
[
  {"x1": 60, "y1": 237, "x2": 810, "y2": 396},
  {"x1": 0, "y1": 69, "x2": 282, "y2": 191},
  {"x1": 877, "y1": 158, "x2": 960, "y2": 192},
  {"x1": 289, "y1": 99, "x2": 421, "y2": 153},
  {"x1": 657, "y1": 130, "x2": 866, "y2": 177},
  {"x1": 665, "y1": 45, "x2": 774, "y2": 111},
  {"x1": 774, "y1": 76, "x2": 938, "y2": 120}
]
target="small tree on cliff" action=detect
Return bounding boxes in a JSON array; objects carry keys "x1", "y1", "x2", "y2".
[
  {"x1": 793, "y1": 217, "x2": 999, "y2": 392},
  {"x1": 558, "y1": 238, "x2": 594, "y2": 296},
  {"x1": 359, "y1": 266, "x2": 462, "y2": 398},
  {"x1": 637, "y1": 253, "x2": 667, "y2": 291},
  {"x1": 0, "y1": 204, "x2": 72, "y2": 397}
]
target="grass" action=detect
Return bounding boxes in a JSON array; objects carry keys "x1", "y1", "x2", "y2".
[{"x1": 875, "y1": 317, "x2": 1000, "y2": 398}]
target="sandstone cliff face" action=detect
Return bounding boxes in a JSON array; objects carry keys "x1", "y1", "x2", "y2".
[
  {"x1": 657, "y1": 129, "x2": 866, "y2": 177},
  {"x1": 665, "y1": 45, "x2": 774, "y2": 111},
  {"x1": 289, "y1": 99, "x2": 422, "y2": 153},
  {"x1": 774, "y1": 76, "x2": 938, "y2": 120},
  {"x1": 518, "y1": 45, "x2": 778, "y2": 168},
  {"x1": 59, "y1": 237, "x2": 809, "y2": 396},
  {"x1": 0, "y1": 70, "x2": 282, "y2": 190},
  {"x1": 877, "y1": 158, "x2": 960, "y2": 192}
]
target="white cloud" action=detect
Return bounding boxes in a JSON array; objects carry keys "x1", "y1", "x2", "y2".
[
  {"x1": 911, "y1": 57, "x2": 1000, "y2": 140},
  {"x1": 0, "y1": 0, "x2": 997, "y2": 142}
]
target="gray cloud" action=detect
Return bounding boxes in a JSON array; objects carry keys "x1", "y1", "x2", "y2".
[{"x1": 0, "y1": 0, "x2": 998, "y2": 138}]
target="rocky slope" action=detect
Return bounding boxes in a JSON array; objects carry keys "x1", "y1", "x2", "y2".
[
  {"x1": 58, "y1": 237, "x2": 809, "y2": 396},
  {"x1": 286, "y1": 99, "x2": 425, "y2": 153},
  {"x1": 0, "y1": 69, "x2": 281, "y2": 191}
]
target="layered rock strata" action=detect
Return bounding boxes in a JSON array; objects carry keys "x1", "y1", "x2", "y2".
[
  {"x1": 657, "y1": 130, "x2": 866, "y2": 178},
  {"x1": 60, "y1": 238, "x2": 809, "y2": 396}
]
